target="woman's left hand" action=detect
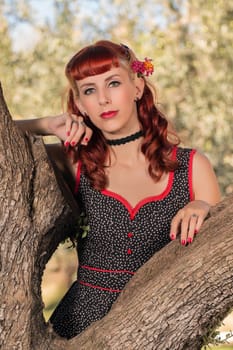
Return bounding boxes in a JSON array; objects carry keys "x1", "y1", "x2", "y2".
[{"x1": 169, "y1": 200, "x2": 211, "y2": 245}]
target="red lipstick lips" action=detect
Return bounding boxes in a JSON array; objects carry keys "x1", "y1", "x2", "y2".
[{"x1": 100, "y1": 110, "x2": 118, "y2": 119}]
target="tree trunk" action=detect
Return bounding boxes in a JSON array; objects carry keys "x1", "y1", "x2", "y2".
[{"x1": 0, "y1": 82, "x2": 232, "y2": 350}]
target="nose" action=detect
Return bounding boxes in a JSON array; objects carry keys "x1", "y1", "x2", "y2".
[{"x1": 98, "y1": 90, "x2": 111, "y2": 106}]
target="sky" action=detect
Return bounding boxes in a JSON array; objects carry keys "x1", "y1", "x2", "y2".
[
  {"x1": 4, "y1": 0, "x2": 98, "y2": 51},
  {"x1": 8, "y1": 0, "x2": 55, "y2": 51},
  {"x1": 5, "y1": 0, "x2": 112, "y2": 51},
  {"x1": 4, "y1": 0, "x2": 167, "y2": 51}
]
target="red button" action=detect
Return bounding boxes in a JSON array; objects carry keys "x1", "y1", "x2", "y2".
[
  {"x1": 128, "y1": 232, "x2": 134, "y2": 238},
  {"x1": 127, "y1": 248, "x2": 132, "y2": 255}
]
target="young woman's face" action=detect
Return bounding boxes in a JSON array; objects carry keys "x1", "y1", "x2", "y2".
[{"x1": 76, "y1": 66, "x2": 144, "y2": 138}]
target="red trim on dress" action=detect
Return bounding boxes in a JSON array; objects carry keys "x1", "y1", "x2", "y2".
[
  {"x1": 101, "y1": 147, "x2": 177, "y2": 220},
  {"x1": 80, "y1": 265, "x2": 134, "y2": 275},
  {"x1": 188, "y1": 149, "x2": 196, "y2": 201},
  {"x1": 74, "y1": 161, "x2": 82, "y2": 194},
  {"x1": 79, "y1": 280, "x2": 122, "y2": 293}
]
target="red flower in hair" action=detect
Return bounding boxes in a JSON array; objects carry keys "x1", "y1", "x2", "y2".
[{"x1": 131, "y1": 58, "x2": 154, "y2": 77}]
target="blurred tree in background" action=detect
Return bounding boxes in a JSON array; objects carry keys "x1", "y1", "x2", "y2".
[
  {"x1": 0, "y1": 0, "x2": 232, "y2": 194},
  {"x1": 1, "y1": 1, "x2": 233, "y2": 347}
]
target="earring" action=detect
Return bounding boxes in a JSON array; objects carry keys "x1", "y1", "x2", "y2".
[{"x1": 134, "y1": 97, "x2": 139, "y2": 102}]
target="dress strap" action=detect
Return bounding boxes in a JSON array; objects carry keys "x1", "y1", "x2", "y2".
[
  {"x1": 175, "y1": 147, "x2": 197, "y2": 201},
  {"x1": 188, "y1": 149, "x2": 197, "y2": 201}
]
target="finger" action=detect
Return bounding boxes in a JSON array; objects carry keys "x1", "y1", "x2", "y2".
[
  {"x1": 194, "y1": 215, "x2": 205, "y2": 234},
  {"x1": 69, "y1": 120, "x2": 86, "y2": 146},
  {"x1": 180, "y1": 216, "x2": 190, "y2": 245},
  {"x1": 65, "y1": 113, "x2": 76, "y2": 137},
  {"x1": 186, "y1": 214, "x2": 199, "y2": 243},
  {"x1": 170, "y1": 211, "x2": 183, "y2": 241},
  {"x1": 80, "y1": 126, "x2": 93, "y2": 146}
]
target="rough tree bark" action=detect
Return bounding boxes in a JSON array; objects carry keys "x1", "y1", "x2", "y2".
[{"x1": 0, "y1": 82, "x2": 232, "y2": 350}]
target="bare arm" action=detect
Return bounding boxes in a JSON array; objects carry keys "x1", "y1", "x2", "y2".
[
  {"x1": 192, "y1": 151, "x2": 221, "y2": 204},
  {"x1": 15, "y1": 115, "x2": 83, "y2": 188},
  {"x1": 170, "y1": 151, "x2": 221, "y2": 244},
  {"x1": 15, "y1": 114, "x2": 69, "y2": 141},
  {"x1": 15, "y1": 113, "x2": 92, "y2": 146},
  {"x1": 15, "y1": 117, "x2": 53, "y2": 136}
]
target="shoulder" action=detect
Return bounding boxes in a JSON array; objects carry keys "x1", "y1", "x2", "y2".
[
  {"x1": 192, "y1": 149, "x2": 218, "y2": 184},
  {"x1": 176, "y1": 147, "x2": 221, "y2": 204},
  {"x1": 176, "y1": 147, "x2": 213, "y2": 174},
  {"x1": 192, "y1": 150, "x2": 214, "y2": 173},
  {"x1": 191, "y1": 150, "x2": 221, "y2": 204}
]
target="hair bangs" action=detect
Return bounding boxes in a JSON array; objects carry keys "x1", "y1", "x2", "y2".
[{"x1": 67, "y1": 45, "x2": 121, "y2": 81}]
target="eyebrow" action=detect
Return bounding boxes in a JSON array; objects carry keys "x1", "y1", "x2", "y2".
[{"x1": 79, "y1": 74, "x2": 121, "y2": 89}]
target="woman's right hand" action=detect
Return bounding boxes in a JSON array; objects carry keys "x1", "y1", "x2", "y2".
[
  {"x1": 48, "y1": 113, "x2": 93, "y2": 147},
  {"x1": 65, "y1": 113, "x2": 93, "y2": 147}
]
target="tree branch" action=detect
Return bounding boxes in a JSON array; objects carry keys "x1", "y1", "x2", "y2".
[{"x1": 0, "y1": 82, "x2": 80, "y2": 349}]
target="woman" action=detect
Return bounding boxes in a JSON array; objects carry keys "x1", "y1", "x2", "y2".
[{"x1": 17, "y1": 40, "x2": 221, "y2": 338}]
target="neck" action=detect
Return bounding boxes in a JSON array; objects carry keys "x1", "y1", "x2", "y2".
[{"x1": 106, "y1": 130, "x2": 144, "y2": 146}]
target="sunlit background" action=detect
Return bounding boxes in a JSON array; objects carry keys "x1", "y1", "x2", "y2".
[{"x1": 1, "y1": 0, "x2": 232, "y2": 348}]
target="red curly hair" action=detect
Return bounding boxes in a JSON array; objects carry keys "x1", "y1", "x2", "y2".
[{"x1": 65, "y1": 40, "x2": 180, "y2": 190}]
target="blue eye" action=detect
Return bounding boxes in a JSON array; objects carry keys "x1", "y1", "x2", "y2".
[
  {"x1": 109, "y1": 80, "x2": 120, "y2": 87},
  {"x1": 84, "y1": 88, "x2": 95, "y2": 95}
]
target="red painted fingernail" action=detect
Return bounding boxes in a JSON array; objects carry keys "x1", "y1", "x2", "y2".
[
  {"x1": 194, "y1": 229, "x2": 199, "y2": 234},
  {"x1": 84, "y1": 137, "x2": 89, "y2": 142},
  {"x1": 187, "y1": 237, "x2": 193, "y2": 244},
  {"x1": 170, "y1": 234, "x2": 175, "y2": 240},
  {"x1": 71, "y1": 141, "x2": 76, "y2": 146},
  {"x1": 181, "y1": 239, "x2": 186, "y2": 246},
  {"x1": 64, "y1": 141, "x2": 70, "y2": 147}
]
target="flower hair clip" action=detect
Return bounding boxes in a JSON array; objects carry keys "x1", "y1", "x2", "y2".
[{"x1": 131, "y1": 58, "x2": 154, "y2": 77}]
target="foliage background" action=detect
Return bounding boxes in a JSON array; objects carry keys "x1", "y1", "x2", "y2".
[{"x1": 0, "y1": 0, "x2": 233, "y2": 347}]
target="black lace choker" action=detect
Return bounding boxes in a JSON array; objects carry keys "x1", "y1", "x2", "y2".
[{"x1": 106, "y1": 130, "x2": 144, "y2": 146}]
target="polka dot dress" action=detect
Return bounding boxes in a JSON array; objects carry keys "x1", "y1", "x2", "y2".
[{"x1": 50, "y1": 147, "x2": 196, "y2": 339}]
